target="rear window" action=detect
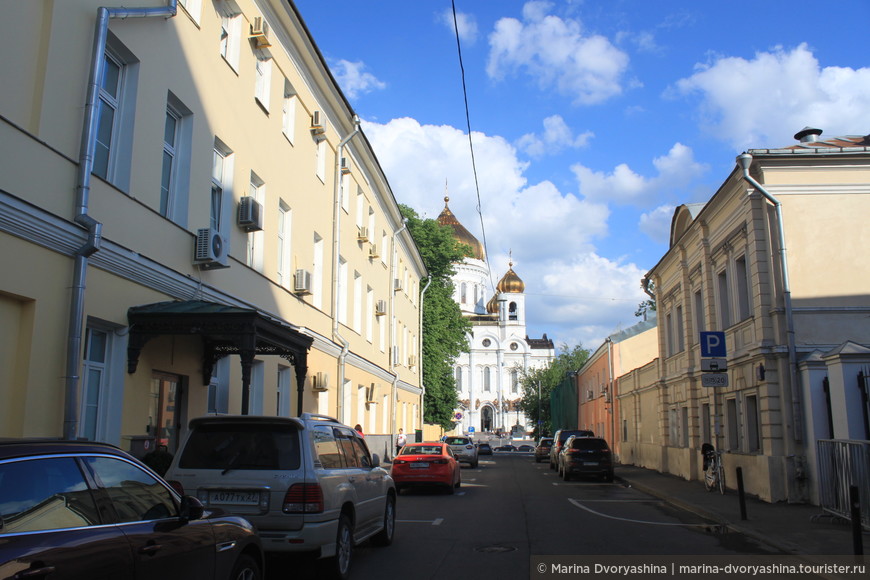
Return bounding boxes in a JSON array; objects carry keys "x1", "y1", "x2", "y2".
[
  {"x1": 178, "y1": 423, "x2": 301, "y2": 470},
  {"x1": 558, "y1": 430, "x2": 593, "y2": 443},
  {"x1": 572, "y1": 439, "x2": 609, "y2": 450},
  {"x1": 402, "y1": 445, "x2": 443, "y2": 456},
  {"x1": 446, "y1": 437, "x2": 470, "y2": 446}
]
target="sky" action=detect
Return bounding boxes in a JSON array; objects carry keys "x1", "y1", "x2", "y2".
[{"x1": 292, "y1": 0, "x2": 870, "y2": 351}]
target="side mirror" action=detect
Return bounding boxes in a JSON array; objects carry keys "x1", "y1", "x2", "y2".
[
  {"x1": 179, "y1": 495, "x2": 205, "y2": 522},
  {"x1": 371, "y1": 453, "x2": 381, "y2": 467}
]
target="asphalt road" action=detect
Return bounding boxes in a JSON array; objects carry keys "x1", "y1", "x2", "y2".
[{"x1": 267, "y1": 452, "x2": 780, "y2": 579}]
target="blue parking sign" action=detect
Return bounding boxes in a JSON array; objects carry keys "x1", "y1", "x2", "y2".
[{"x1": 700, "y1": 331, "x2": 726, "y2": 357}]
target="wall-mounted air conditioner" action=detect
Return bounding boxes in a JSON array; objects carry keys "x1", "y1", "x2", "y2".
[
  {"x1": 408, "y1": 355, "x2": 417, "y2": 368},
  {"x1": 375, "y1": 300, "x2": 387, "y2": 316},
  {"x1": 393, "y1": 278, "x2": 403, "y2": 292},
  {"x1": 365, "y1": 383, "x2": 378, "y2": 404},
  {"x1": 392, "y1": 346, "x2": 400, "y2": 367},
  {"x1": 368, "y1": 243, "x2": 379, "y2": 259},
  {"x1": 237, "y1": 196, "x2": 263, "y2": 232},
  {"x1": 357, "y1": 226, "x2": 369, "y2": 241},
  {"x1": 311, "y1": 372, "x2": 329, "y2": 391},
  {"x1": 310, "y1": 110, "x2": 325, "y2": 136},
  {"x1": 294, "y1": 269, "x2": 312, "y2": 294},
  {"x1": 340, "y1": 157, "x2": 351, "y2": 174},
  {"x1": 250, "y1": 16, "x2": 271, "y2": 47},
  {"x1": 194, "y1": 228, "x2": 229, "y2": 269}
]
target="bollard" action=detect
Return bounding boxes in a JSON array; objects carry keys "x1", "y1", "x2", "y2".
[
  {"x1": 850, "y1": 486, "x2": 863, "y2": 556},
  {"x1": 736, "y1": 467, "x2": 747, "y2": 521}
]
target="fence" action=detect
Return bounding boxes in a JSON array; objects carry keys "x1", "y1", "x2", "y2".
[{"x1": 817, "y1": 439, "x2": 870, "y2": 530}]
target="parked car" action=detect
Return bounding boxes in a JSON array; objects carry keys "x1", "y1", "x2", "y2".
[
  {"x1": 0, "y1": 438, "x2": 264, "y2": 580},
  {"x1": 444, "y1": 436, "x2": 479, "y2": 468},
  {"x1": 391, "y1": 442, "x2": 461, "y2": 494},
  {"x1": 534, "y1": 437, "x2": 554, "y2": 463},
  {"x1": 494, "y1": 445, "x2": 517, "y2": 452},
  {"x1": 557, "y1": 436, "x2": 614, "y2": 482},
  {"x1": 549, "y1": 429, "x2": 594, "y2": 470},
  {"x1": 165, "y1": 414, "x2": 396, "y2": 580},
  {"x1": 477, "y1": 442, "x2": 493, "y2": 455},
  {"x1": 516, "y1": 444, "x2": 534, "y2": 452}
]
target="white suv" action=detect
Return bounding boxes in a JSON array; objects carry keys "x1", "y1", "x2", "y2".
[
  {"x1": 165, "y1": 414, "x2": 395, "y2": 579},
  {"x1": 444, "y1": 436, "x2": 479, "y2": 468}
]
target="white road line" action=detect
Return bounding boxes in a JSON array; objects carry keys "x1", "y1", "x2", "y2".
[
  {"x1": 398, "y1": 518, "x2": 444, "y2": 526},
  {"x1": 568, "y1": 498, "x2": 710, "y2": 527}
]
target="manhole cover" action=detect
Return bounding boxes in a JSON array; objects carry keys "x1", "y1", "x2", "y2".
[{"x1": 475, "y1": 545, "x2": 517, "y2": 553}]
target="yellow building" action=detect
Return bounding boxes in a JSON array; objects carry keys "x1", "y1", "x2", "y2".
[
  {"x1": 0, "y1": 0, "x2": 424, "y2": 455},
  {"x1": 638, "y1": 128, "x2": 870, "y2": 503}
]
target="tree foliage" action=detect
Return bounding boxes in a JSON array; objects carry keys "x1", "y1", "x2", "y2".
[
  {"x1": 401, "y1": 205, "x2": 471, "y2": 430},
  {"x1": 516, "y1": 343, "x2": 591, "y2": 439}
]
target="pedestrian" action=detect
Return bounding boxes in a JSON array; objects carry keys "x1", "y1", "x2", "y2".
[
  {"x1": 354, "y1": 424, "x2": 365, "y2": 438},
  {"x1": 395, "y1": 428, "x2": 406, "y2": 456}
]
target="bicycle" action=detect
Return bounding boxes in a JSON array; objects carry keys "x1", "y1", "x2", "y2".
[{"x1": 702, "y1": 444, "x2": 725, "y2": 494}]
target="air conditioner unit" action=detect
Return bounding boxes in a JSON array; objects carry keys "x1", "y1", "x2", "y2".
[
  {"x1": 357, "y1": 226, "x2": 369, "y2": 241},
  {"x1": 250, "y1": 16, "x2": 271, "y2": 47},
  {"x1": 237, "y1": 196, "x2": 264, "y2": 232},
  {"x1": 194, "y1": 228, "x2": 229, "y2": 269},
  {"x1": 375, "y1": 300, "x2": 387, "y2": 316},
  {"x1": 311, "y1": 372, "x2": 329, "y2": 392},
  {"x1": 368, "y1": 243, "x2": 379, "y2": 259},
  {"x1": 340, "y1": 157, "x2": 351, "y2": 174},
  {"x1": 310, "y1": 110, "x2": 325, "y2": 136},
  {"x1": 294, "y1": 269, "x2": 312, "y2": 294},
  {"x1": 392, "y1": 346, "x2": 400, "y2": 367},
  {"x1": 393, "y1": 278, "x2": 403, "y2": 292},
  {"x1": 408, "y1": 355, "x2": 417, "y2": 368},
  {"x1": 365, "y1": 383, "x2": 377, "y2": 404}
]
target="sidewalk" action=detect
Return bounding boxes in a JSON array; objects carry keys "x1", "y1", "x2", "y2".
[{"x1": 615, "y1": 464, "x2": 866, "y2": 557}]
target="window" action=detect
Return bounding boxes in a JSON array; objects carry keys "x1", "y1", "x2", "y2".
[
  {"x1": 665, "y1": 311, "x2": 674, "y2": 357},
  {"x1": 484, "y1": 367, "x2": 491, "y2": 392},
  {"x1": 353, "y1": 271, "x2": 362, "y2": 333},
  {"x1": 207, "y1": 358, "x2": 229, "y2": 414},
  {"x1": 282, "y1": 80, "x2": 297, "y2": 143},
  {"x1": 80, "y1": 327, "x2": 109, "y2": 441},
  {"x1": 735, "y1": 255, "x2": 751, "y2": 321},
  {"x1": 246, "y1": 173, "x2": 264, "y2": 271},
  {"x1": 160, "y1": 94, "x2": 192, "y2": 223},
  {"x1": 313, "y1": 233, "x2": 324, "y2": 309},
  {"x1": 726, "y1": 397, "x2": 739, "y2": 450},
  {"x1": 211, "y1": 140, "x2": 233, "y2": 232},
  {"x1": 694, "y1": 290, "x2": 704, "y2": 334},
  {"x1": 277, "y1": 201, "x2": 291, "y2": 288},
  {"x1": 461, "y1": 283, "x2": 467, "y2": 304},
  {"x1": 85, "y1": 457, "x2": 177, "y2": 523},
  {"x1": 316, "y1": 139, "x2": 327, "y2": 183},
  {"x1": 338, "y1": 257, "x2": 348, "y2": 325},
  {"x1": 676, "y1": 305, "x2": 685, "y2": 353},
  {"x1": 93, "y1": 36, "x2": 137, "y2": 188},
  {"x1": 178, "y1": 0, "x2": 202, "y2": 23},
  {"x1": 277, "y1": 366, "x2": 292, "y2": 417},
  {"x1": 366, "y1": 286, "x2": 374, "y2": 342},
  {"x1": 219, "y1": 11, "x2": 242, "y2": 71},
  {"x1": 701, "y1": 402, "x2": 711, "y2": 445},
  {"x1": 681, "y1": 406, "x2": 689, "y2": 447},
  {"x1": 746, "y1": 395, "x2": 760, "y2": 452},
  {"x1": 511, "y1": 369, "x2": 519, "y2": 394},
  {"x1": 254, "y1": 56, "x2": 272, "y2": 111},
  {"x1": 717, "y1": 269, "x2": 731, "y2": 329},
  {"x1": 509, "y1": 302, "x2": 518, "y2": 321}
]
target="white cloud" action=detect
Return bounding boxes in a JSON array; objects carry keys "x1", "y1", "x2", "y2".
[
  {"x1": 572, "y1": 143, "x2": 707, "y2": 207},
  {"x1": 639, "y1": 205, "x2": 675, "y2": 245},
  {"x1": 675, "y1": 43, "x2": 870, "y2": 149},
  {"x1": 438, "y1": 8, "x2": 478, "y2": 45},
  {"x1": 486, "y1": 1, "x2": 630, "y2": 105},
  {"x1": 516, "y1": 115, "x2": 594, "y2": 158},
  {"x1": 331, "y1": 59, "x2": 386, "y2": 99}
]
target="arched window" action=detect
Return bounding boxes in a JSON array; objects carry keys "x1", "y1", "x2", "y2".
[
  {"x1": 483, "y1": 367, "x2": 491, "y2": 392},
  {"x1": 509, "y1": 302, "x2": 518, "y2": 320},
  {"x1": 460, "y1": 283, "x2": 467, "y2": 304},
  {"x1": 511, "y1": 369, "x2": 519, "y2": 394}
]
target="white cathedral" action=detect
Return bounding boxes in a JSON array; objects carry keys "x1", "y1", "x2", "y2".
[{"x1": 437, "y1": 197, "x2": 555, "y2": 436}]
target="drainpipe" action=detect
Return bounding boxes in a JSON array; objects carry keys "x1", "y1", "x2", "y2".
[
  {"x1": 64, "y1": 1, "x2": 177, "y2": 440},
  {"x1": 390, "y1": 218, "x2": 408, "y2": 442},
  {"x1": 332, "y1": 115, "x2": 361, "y2": 424},
  {"x1": 418, "y1": 276, "x2": 431, "y2": 433},
  {"x1": 737, "y1": 153, "x2": 803, "y2": 443}
]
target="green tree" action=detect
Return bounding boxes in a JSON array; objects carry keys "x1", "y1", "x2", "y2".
[
  {"x1": 401, "y1": 205, "x2": 471, "y2": 430},
  {"x1": 516, "y1": 343, "x2": 590, "y2": 439}
]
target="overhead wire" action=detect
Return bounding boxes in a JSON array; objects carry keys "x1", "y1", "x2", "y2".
[{"x1": 451, "y1": 0, "x2": 495, "y2": 293}]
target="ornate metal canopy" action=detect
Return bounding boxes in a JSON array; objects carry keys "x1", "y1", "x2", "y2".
[{"x1": 127, "y1": 300, "x2": 312, "y2": 414}]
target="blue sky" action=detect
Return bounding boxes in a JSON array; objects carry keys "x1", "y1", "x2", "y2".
[{"x1": 293, "y1": 0, "x2": 870, "y2": 350}]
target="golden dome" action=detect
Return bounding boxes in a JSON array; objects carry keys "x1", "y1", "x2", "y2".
[
  {"x1": 486, "y1": 295, "x2": 499, "y2": 314},
  {"x1": 437, "y1": 197, "x2": 486, "y2": 261},
  {"x1": 496, "y1": 262, "x2": 525, "y2": 293}
]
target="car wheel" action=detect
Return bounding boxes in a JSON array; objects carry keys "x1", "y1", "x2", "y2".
[
  {"x1": 471, "y1": 460, "x2": 478, "y2": 469},
  {"x1": 549, "y1": 460, "x2": 555, "y2": 471},
  {"x1": 322, "y1": 513, "x2": 353, "y2": 580},
  {"x1": 562, "y1": 467, "x2": 571, "y2": 482},
  {"x1": 372, "y1": 494, "x2": 396, "y2": 546},
  {"x1": 230, "y1": 554, "x2": 261, "y2": 580}
]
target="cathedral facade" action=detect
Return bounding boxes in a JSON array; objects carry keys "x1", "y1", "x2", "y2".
[{"x1": 437, "y1": 198, "x2": 555, "y2": 436}]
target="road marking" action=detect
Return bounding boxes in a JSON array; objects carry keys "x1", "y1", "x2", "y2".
[
  {"x1": 398, "y1": 518, "x2": 444, "y2": 526},
  {"x1": 568, "y1": 498, "x2": 710, "y2": 527}
]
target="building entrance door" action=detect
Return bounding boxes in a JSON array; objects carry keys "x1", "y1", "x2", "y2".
[
  {"x1": 149, "y1": 373, "x2": 183, "y2": 453},
  {"x1": 482, "y1": 406, "x2": 493, "y2": 432}
]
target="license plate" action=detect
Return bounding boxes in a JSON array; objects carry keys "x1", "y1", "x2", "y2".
[
  {"x1": 410, "y1": 462, "x2": 429, "y2": 469},
  {"x1": 209, "y1": 490, "x2": 260, "y2": 505},
  {"x1": 582, "y1": 461, "x2": 599, "y2": 466}
]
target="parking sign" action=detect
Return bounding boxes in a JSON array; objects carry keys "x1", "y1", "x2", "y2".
[{"x1": 700, "y1": 331, "x2": 726, "y2": 358}]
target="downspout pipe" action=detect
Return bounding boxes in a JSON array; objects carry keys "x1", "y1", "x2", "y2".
[
  {"x1": 737, "y1": 152, "x2": 803, "y2": 442},
  {"x1": 332, "y1": 115, "x2": 361, "y2": 424},
  {"x1": 418, "y1": 276, "x2": 431, "y2": 433},
  {"x1": 64, "y1": 1, "x2": 177, "y2": 440},
  {"x1": 390, "y1": 218, "x2": 408, "y2": 444}
]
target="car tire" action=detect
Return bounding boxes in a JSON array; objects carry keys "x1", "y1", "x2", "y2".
[
  {"x1": 372, "y1": 494, "x2": 396, "y2": 547},
  {"x1": 230, "y1": 554, "x2": 261, "y2": 580},
  {"x1": 562, "y1": 467, "x2": 571, "y2": 482},
  {"x1": 471, "y1": 460, "x2": 478, "y2": 469},
  {"x1": 321, "y1": 513, "x2": 353, "y2": 580}
]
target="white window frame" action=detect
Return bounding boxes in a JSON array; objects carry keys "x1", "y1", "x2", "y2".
[
  {"x1": 219, "y1": 11, "x2": 242, "y2": 72},
  {"x1": 247, "y1": 173, "x2": 265, "y2": 272},
  {"x1": 255, "y1": 55, "x2": 272, "y2": 111},
  {"x1": 338, "y1": 257, "x2": 348, "y2": 325},
  {"x1": 313, "y1": 233, "x2": 324, "y2": 309},
  {"x1": 277, "y1": 200, "x2": 292, "y2": 288},
  {"x1": 353, "y1": 271, "x2": 362, "y2": 333},
  {"x1": 316, "y1": 139, "x2": 327, "y2": 183},
  {"x1": 178, "y1": 0, "x2": 202, "y2": 24},
  {"x1": 79, "y1": 321, "x2": 124, "y2": 443},
  {"x1": 282, "y1": 80, "x2": 296, "y2": 143},
  {"x1": 211, "y1": 139, "x2": 234, "y2": 233}
]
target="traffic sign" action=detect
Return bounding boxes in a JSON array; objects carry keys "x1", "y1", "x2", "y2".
[
  {"x1": 701, "y1": 373, "x2": 729, "y2": 388},
  {"x1": 700, "y1": 331, "x2": 726, "y2": 358},
  {"x1": 468, "y1": 426, "x2": 475, "y2": 433},
  {"x1": 701, "y1": 358, "x2": 728, "y2": 372}
]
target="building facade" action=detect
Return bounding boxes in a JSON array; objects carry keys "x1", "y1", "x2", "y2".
[
  {"x1": 0, "y1": 0, "x2": 424, "y2": 455},
  {"x1": 632, "y1": 128, "x2": 870, "y2": 503},
  {"x1": 436, "y1": 198, "x2": 554, "y2": 436}
]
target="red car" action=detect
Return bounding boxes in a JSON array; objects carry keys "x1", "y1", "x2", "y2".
[{"x1": 391, "y1": 442, "x2": 461, "y2": 494}]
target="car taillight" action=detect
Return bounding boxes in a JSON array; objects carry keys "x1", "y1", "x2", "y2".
[
  {"x1": 393, "y1": 459, "x2": 408, "y2": 465},
  {"x1": 168, "y1": 480, "x2": 185, "y2": 496},
  {"x1": 431, "y1": 458, "x2": 448, "y2": 464},
  {"x1": 283, "y1": 483, "x2": 324, "y2": 514}
]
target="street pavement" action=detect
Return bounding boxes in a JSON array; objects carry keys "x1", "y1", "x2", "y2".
[{"x1": 615, "y1": 463, "x2": 866, "y2": 559}]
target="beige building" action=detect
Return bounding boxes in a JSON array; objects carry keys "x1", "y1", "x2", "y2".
[
  {"x1": 634, "y1": 128, "x2": 870, "y2": 503},
  {"x1": 0, "y1": 0, "x2": 425, "y2": 455}
]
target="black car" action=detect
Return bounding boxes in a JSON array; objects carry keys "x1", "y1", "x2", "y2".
[
  {"x1": 477, "y1": 442, "x2": 493, "y2": 455},
  {"x1": 548, "y1": 429, "x2": 594, "y2": 470},
  {"x1": 534, "y1": 437, "x2": 553, "y2": 463},
  {"x1": 0, "y1": 439, "x2": 264, "y2": 580},
  {"x1": 557, "y1": 436, "x2": 614, "y2": 482}
]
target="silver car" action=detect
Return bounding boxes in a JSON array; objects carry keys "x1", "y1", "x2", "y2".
[
  {"x1": 165, "y1": 414, "x2": 396, "y2": 580},
  {"x1": 444, "y1": 436, "x2": 479, "y2": 468}
]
